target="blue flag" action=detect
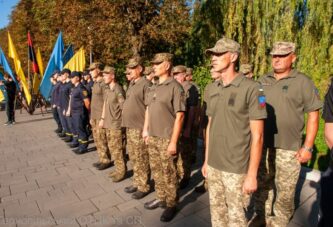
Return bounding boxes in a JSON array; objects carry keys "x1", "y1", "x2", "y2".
[
  {"x1": 63, "y1": 44, "x2": 74, "y2": 66},
  {"x1": 39, "y1": 32, "x2": 64, "y2": 99},
  {"x1": 0, "y1": 46, "x2": 18, "y2": 86},
  {"x1": 0, "y1": 72, "x2": 7, "y2": 101}
]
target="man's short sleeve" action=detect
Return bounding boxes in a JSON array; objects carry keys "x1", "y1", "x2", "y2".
[
  {"x1": 81, "y1": 87, "x2": 89, "y2": 100},
  {"x1": 248, "y1": 83, "x2": 267, "y2": 120},
  {"x1": 302, "y1": 78, "x2": 323, "y2": 113},
  {"x1": 187, "y1": 85, "x2": 199, "y2": 107},
  {"x1": 173, "y1": 84, "x2": 186, "y2": 113}
]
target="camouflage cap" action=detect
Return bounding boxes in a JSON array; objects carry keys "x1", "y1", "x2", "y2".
[
  {"x1": 143, "y1": 66, "x2": 153, "y2": 75},
  {"x1": 206, "y1": 37, "x2": 240, "y2": 55},
  {"x1": 239, "y1": 64, "x2": 253, "y2": 74},
  {"x1": 270, "y1": 42, "x2": 296, "y2": 55},
  {"x1": 88, "y1": 62, "x2": 103, "y2": 71},
  {"x1": 186, "y1": 67, "x2": 193, "y2": 75},
  {"x1": 150, "y1": 53, "x2": 173, "y2": 64},
  {"x1": 172, "y1": 65, "x2": 187, "y2": 74},
  {"x1": 126, "y1": 56, "x2": 143, "y2": 68},
  {"x1": 102, "y1": 65, "x2": 115, "y2": 74}
]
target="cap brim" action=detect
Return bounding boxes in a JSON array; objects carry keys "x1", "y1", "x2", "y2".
[
  {"x1": 150, "y1": 59, "x2": 164, "y2": 64},
  {"x1": 270, "y1": 50, "x2": 293, "y2": 55},
  {"x1": 205, "y1": 47, "x2": 228, "y2": 55},
  {"x1": 126, "y1": 63, "x2": 139, "y2": 68}
]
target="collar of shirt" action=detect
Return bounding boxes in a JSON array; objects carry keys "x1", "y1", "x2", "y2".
[
  {"x1": 157, "y1": 77, "x2": 173, "y2": 86},
  {"x1": 267, "y1": 69, "x2": 298, "y2": 80},
  {"x1": 218, "y1": 74, "x2": 244, "y2": 88}
]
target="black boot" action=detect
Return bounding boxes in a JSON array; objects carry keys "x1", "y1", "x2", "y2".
[{"x1": 160, "y1": 206, "x2": 177, "y2": 222}]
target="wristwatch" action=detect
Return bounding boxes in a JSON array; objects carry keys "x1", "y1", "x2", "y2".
[{"x1": 302, "y1": 145, "x2": 313, "y2": 153}]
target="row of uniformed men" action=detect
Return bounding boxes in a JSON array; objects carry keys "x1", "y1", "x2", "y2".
[
  {"x1": 49, "y1": 55, "x2": 203, "y2": 222},
  {"x1": 49, "y1": 36, "x2": 321, "y2": 225},
  {"x1": 201, "y1": 37, "x2": 322, "y2": 227}
]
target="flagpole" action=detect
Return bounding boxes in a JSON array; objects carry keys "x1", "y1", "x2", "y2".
[{"x1": 27, "y1": 32, "x2": 31, "y2": 95}]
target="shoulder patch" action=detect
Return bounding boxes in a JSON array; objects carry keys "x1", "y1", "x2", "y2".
[
  {"x1": 82, "y1": 90, "x2": 88, "y2": 97},
  {"x1": 258, "y1": 87, "x2": 266, "y2": 108},
  {"x1": 314, "y1": 87, "x2": 320, "y2": 100}
]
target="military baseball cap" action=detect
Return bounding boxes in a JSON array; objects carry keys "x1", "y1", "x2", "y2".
[
  {"x1": 172, "y1": 65, "x2": 187, "y2": 74},
  {"x1": 88, "y1": 62, "x2": 103, "y2": 71},
  {"x1": 69, "y1": 71, "x2": 81, "y2": 79},
  {"x1": 270, "y1": 42, "x2": 296, "y2": 55},
  {"x1": 61, "y1": 68, "x2": 71, "y2": 75},
  {"x1": 206, "y1": 37, "x2": 240, "y2": 55},
  {"x1": 143, "y1": 66, "x2": 153, "y2": 75},
  {"x1": 186, "y1": 67, "x2": 193, "y2": 75},
  {"x1": 102, "y1": 65, "x2": 115, "y2": 74},
  {"x1": 126, "y1": 56, "x2": 143, "y2": 68},
  {"x1": 239, "y1": 64, "x2": 253, "y2": 74},
  {"x1": 150, "y1": 53, "x2": 173, "y2": 64}
]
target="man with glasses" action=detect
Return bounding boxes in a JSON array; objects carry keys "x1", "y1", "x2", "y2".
[{"x1": 252, "y1": 42, "x2": 323, "y2": 227}]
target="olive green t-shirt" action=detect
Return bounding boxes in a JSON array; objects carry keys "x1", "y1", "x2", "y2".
[
  {"x1": 122, "y1": 77, "x2": 151, "y2": 129},
  {"x1": 104, "y1": 83, "x2": 125, "y2": 129},
  {"x1": 147, "y1": 77, "x2": 186, "y2": 139},
  {"x1": 206, "y1": 75, "x2": 267, "y2": 174},
  {"x1": 258, "y1": 69, "x2": 323, "y2": 151},
  {"x1": 182, "y1": 81, "x2": 199, "y2": 108},
  {"x1": 91, "y1": 79, "x2": 108, "y2": 120}
]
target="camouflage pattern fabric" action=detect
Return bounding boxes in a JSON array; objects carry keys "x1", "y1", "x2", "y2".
[
  {"x1": 106, "y1": 128, "x2": 126, "y2": 178},
  {"x1": 207, "y1": 165, "x2": 247, "y2": 227},
  {"x1": 126, "y1": 128, "x2": 150, "y2": 192},
  {"x1": 253, "y1": 148, "x2": 301, "y2": 227},
  {"x1": 90, "y1": 119, "x2": 111, "y2": 164},
  {"x1": 148, "y1": 136, "x2": 178, "y2": 207}
]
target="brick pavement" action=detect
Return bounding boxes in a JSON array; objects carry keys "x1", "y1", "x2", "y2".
[{"x1": 0, "y1": 109, "x2": 321, "y2": 226}]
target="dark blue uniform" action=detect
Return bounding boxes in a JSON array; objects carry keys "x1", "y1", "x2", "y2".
[
  {"x1": 70, "y1": 83, "x2": 90, "y2": 152},
  {"x1": 3, "y1": 80, "x2": 16, "y2": 123},
  {"x1": 59, "y1": 81, "x2": 73, "y2": 139},
  {"x1": 51, "y1": 82, "x2": 62, "y2": 132},
  {"x1": 84, "y1": 80, "x2": 94, "y2": 99}
]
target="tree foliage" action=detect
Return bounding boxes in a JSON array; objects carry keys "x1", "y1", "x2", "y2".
[
  {"x1": 0, "y1": 0, "x2": 190, "y2": 70},
  {"x1": 1, "y1": 0, "x2": 332, "y2": 94},
  {"x1": 188, "y1": 0, "x2": 333, "y2": 95}
]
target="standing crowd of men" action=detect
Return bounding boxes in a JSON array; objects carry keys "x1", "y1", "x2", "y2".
[{"x1": 47, "y1": 37, "x2": 330, "y2": 226}]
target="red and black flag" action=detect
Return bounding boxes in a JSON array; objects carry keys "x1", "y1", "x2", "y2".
[{"x1": 28, "y1": 32, "x2": 39, "y2": 74}]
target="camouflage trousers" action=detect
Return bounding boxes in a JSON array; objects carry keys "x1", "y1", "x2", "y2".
[
  {"x1": 106, "y1": 128, "x2": 126, "y2": 178},
  {"x1": 148, "y1": 136, "x2": 178, "y2": 207},
  {"x1": 91, "y1": 119, "x2": 111, "y2": 164},
  {"x1": 126, "y1": 128, "x2": 150, "y2": 192},
  {"x1": 253, "y1": 148, "x2": 301, "y2": 227},
  {"x1": 207, "y1": 165, "x2": 248, "y2": 227},
  {"x1": 176, "y1": 137, "x2": 192, "y2": 181}
]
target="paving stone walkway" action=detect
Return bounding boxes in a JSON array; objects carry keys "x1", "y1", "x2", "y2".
[{"x1": 0, "y1": 109, "x2": 321, "y2": 227}]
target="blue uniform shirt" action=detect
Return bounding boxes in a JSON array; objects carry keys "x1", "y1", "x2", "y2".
[
  {"x1": 85, "y1": 80, "x2": 94, "y2": 98},
  {"x1": 70, "y1": 83, "x2": 89, "y2": 113},
  {"x1": 51, "y1": 82, "x2": 62, "y2": 106},
  {"x1": 59, "y1": 81, "x2": 73, "y2": 111}
]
